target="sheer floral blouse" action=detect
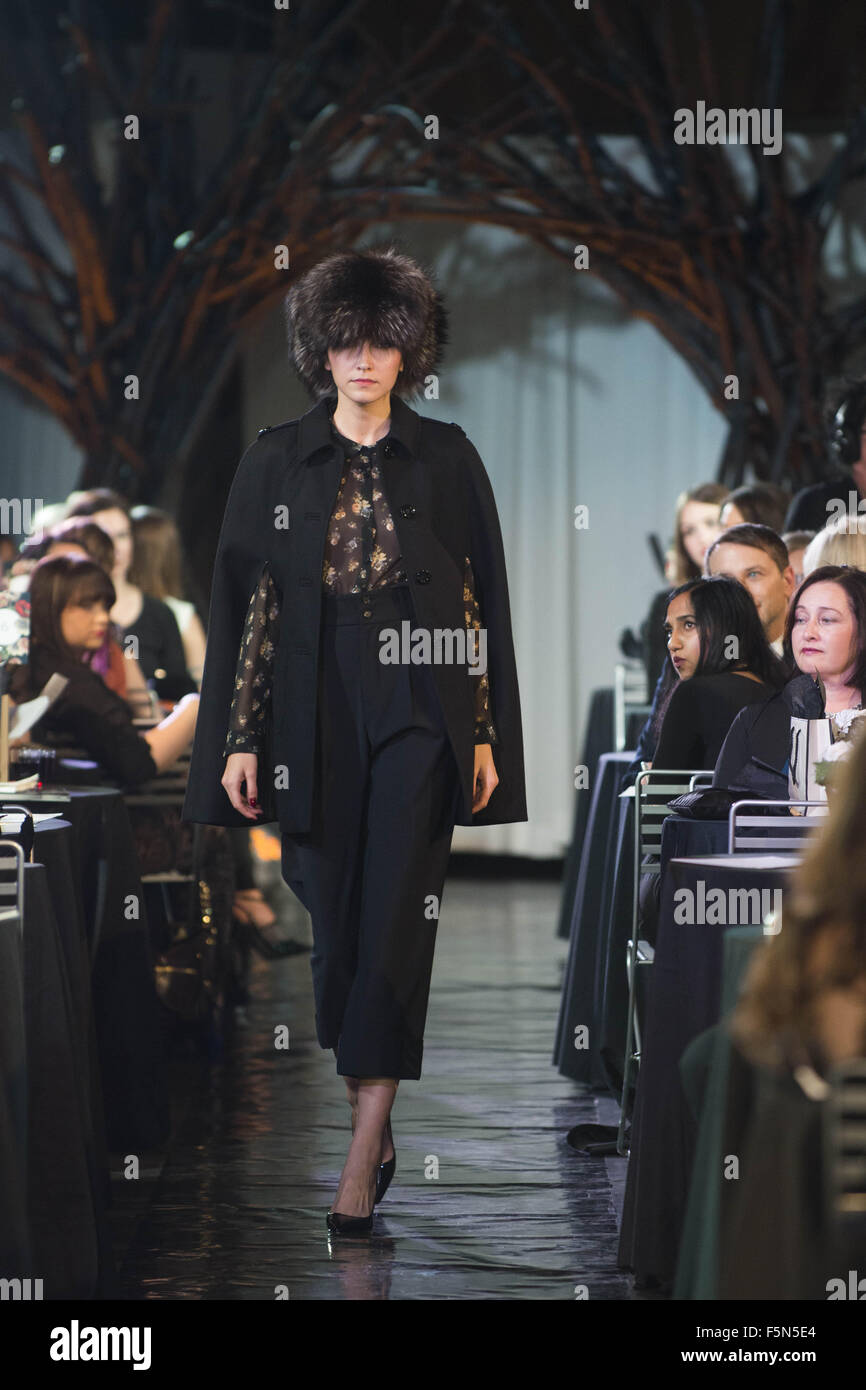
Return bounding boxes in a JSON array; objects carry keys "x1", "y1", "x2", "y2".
[{"x1": 223, "y1": 410, "x2": 498, "y2": 758}]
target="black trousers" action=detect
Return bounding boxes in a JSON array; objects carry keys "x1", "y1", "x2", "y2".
[{"x1": 280, "y1": 583, "x2": 462, "y2": 1080}]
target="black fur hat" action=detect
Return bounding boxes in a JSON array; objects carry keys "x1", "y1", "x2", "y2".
[{"x1": 283, "y1": 242, "x2": 449, "y2": 402}]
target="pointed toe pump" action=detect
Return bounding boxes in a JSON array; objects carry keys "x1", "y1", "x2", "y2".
[
  {"x1": 374, "y1": 1120, "x2": 396, "y2": 1205},
  {"x1": 325, "y1": 1209, "x2": 373, "y2": 1236}
]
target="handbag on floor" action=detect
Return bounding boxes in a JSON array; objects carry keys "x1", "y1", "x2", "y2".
[{"x1": 153, "y1": 825, "x2": 233, "y2": 1022}]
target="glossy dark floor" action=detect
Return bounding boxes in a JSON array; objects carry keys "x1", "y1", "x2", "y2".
[{"x1": 112, "y1": 866, "x2": 634, "y2": 1300}]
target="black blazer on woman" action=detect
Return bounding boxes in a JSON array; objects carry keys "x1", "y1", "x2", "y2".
[
  {"x1": 712, "y1": 671, "x2": 825, "y2": 799},
  {"x1": 181, "y1": 392, "x2": 528, "y2": 833}
]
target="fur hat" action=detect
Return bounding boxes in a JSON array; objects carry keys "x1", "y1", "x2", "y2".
[{"x1": 283, "y1": 242, "x2": 448, "y2": 401}]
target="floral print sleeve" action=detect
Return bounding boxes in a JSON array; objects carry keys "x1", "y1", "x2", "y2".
[
  {"x1": 224, "y1": 564, "x2": 281, "y2": 757},
  {"x1": 464, "y1": 556, "x2": 498, "y2": 745}
]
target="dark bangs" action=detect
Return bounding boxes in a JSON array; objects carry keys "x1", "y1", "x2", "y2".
[
  {"x1": 27, "y1": 553, "x2": 115, "y2": 664},
  {"x1": 66, "y1": 562, "x2": 115, "y2": 612}
]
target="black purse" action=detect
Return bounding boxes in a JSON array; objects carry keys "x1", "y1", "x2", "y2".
[
  {"x1": 153, "y1": 824, "x2": 234, "y2": 1022},
  {"x1": 153, "y1": 875, "x2": 219, "y2": 1022},
  {"x1": 666, "y1": 787, "x2": 741, "y2": 820}
]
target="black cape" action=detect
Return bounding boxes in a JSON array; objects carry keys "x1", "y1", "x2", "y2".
[{"x1": 181, "y1": 393, "x2": 528, "y2": 833}]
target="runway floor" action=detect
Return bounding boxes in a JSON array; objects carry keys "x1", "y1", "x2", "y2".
[{"x1": 111, "y1": 867, "x2": 635, "y2": 1300}]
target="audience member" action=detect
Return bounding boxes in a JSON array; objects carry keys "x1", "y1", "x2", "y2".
[
  {"x1": 620, "y1": 484, "x2": 727, "y2": 758},
  {"x1": 10, "y1": 554, "x2": 199, "y2": 787},
  {"x1": 705, "y1": 523, "x2": 796, "y2": 655},
  {"x1": 720, "y1": 482, "x2": 791, "y2": 535},
  {"x1": 782, "y1": 529, "x2": 816, "y2": 587},
  {"x1": 713, "y1": 566, "x2": 866, "y2": 799},
  {"x1": 64, "y1": 488, "x2": 195, "y2": 699},
  {"x1": 11, "y1": 517, "x2": 154, "y2": 711},
  {"x1": 129, "y1": 506, "x2": 207, "y2": 688},
  {"x1": 651, "y1": 576, "x2": 787, "y2": 771},
  {"x1": 802, "y1": 513, "x2": 866, "y2": 574}
]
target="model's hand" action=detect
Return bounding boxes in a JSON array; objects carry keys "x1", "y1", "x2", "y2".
[
  {"x1": 222, "y1": 752, "x2": 263, "y2": 819},
  {"x1": 472, "y1": 744, "x2": 499, "y2": 812}
]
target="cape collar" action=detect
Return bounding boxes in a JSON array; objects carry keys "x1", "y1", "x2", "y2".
[{"x1": 297, "y1": 392, "x2": 421, "y2": 463}]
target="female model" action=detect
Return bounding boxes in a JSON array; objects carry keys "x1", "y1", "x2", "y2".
[{"x1": 182, "y1": 244, "x2": 527, "y2": 1235}]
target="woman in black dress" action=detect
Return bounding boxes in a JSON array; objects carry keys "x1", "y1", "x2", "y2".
[
  {"x1": 182, "y1": 245, "x2": 528, "y2": 1235},
  {"x1": 651, "y1": 575, "x2": 788, "y2": 772},
  {"x1": 637, "y1": 576, "x2": 787, "y2": 943}
]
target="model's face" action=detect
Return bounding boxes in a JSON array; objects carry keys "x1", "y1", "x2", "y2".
[
  {"x1": 679, "y1": 501, "x2": 723, "y2": 569},
  {"x1": 706, "y1": 542, "x2": 794, "y2": 641},
  {"x1": 326, "y1": 341, "x2": 403, "y2": 407},
  {"x1": 790, "y1": 582, "x2": 858, "y2": 686},
  {"x1": 91, "y1": 508, "x2": 129, "y2": 581},
  {"x1": 664, "y1": 592, "x2": 701, "y2": 680},
  {"x1": 61, "y1": 599, "x2": 111, "y2": 651}
]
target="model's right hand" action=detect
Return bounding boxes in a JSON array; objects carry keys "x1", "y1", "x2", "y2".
[{"x1": 222, "y1": 752, "x2": 262, "y2": 819}]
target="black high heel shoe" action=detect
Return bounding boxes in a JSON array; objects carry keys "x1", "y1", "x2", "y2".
[
  {"x1": 326, "y1": 1148, "x2": 380, "y2": 1236},
  {"x1": 374, "y1": 1119, "x2": 396, "y2": 1206}
]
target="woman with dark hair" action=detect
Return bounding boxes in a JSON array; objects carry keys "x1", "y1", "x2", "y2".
[
  {"x1": 719, "y1": 482, "x2": 791, "y2": 534},
  {"x1": 651, "y1": 575, "x2": 788, "y2": 771},
  {"x1": 9, "y1": 517, "x2": 154, "y2": 711},
  {"x1": 181, "y1": 242, "x2": 527, "y2": 1236},
  {"x1": 13, "y1": 553, "x2": 199, "y2": 787},
  {"x1": 64, "y1": 487, "x2": 195, "y2": 700},
  {"x1": 713, "y1": 565, "x2": 866, "y2": 799},
  {"x1": 636, "y1": 578, "x2": 784, "y2": 945},
  {"x1": 620, "y1": 484, "x2": 729, "y2": 782}
]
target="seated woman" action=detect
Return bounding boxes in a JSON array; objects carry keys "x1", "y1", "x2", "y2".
[
  {"x1": 9, "y1": 518, "x2": 154, "y2": 712},
  {"x1": 719, "y1": 726, "x2": 866, "y2": 1298},
  {"x1": 64, "y1": 487, "x2": 196, "y2": 701},
  {"x1": 637, "y1": 577, "x2": 786, "y2": 943},
  {"x1": 713, "y1": 565, "x2": 866, "y2": 799},
  {"x1": 10, "y1": 553, "x2": 199, "y2": 788},
  {"x1": 651, "y1": 575, "x2": 787, "y2": 771}
]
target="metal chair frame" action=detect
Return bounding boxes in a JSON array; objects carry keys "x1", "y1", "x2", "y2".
[
  {"x1": 616, "y1": 767, "x2": 714, "y2": 1156},
  {"x1": 727, "y1": 798, "x2": 828, "y2": 854},
  {"x1": 613, "y1": 659, "x2": 652, "y2": 753}
]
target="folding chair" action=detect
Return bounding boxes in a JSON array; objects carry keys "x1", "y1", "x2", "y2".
[
  {"x1": 823, "y1": 1059, "x2": 866, "y2": 1272},
  {"x1": 727, "y1": 799, "x2": 829, "y2": 854},
  {"x1": 689, "y1": 772, "x2": 714, "y2": 792},
  {"x1": 616, "y1": 767, "x2": 713, "y2": 1156},
  {"x1": 613, "y1": 659, "x2": 652, "y2": 753},
  {"x1": 0, "y1": 836, "x2": 25, "y2": 932}
]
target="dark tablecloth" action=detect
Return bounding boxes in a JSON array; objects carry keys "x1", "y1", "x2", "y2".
[
  {"x1": 556, "y1": 690, "x2": 616, "y2": 941},
  {"x1": 617, "y1": 851, "x2": 799, "y2": 1287},
  {"x1": 0, "y1": 789, "x2": 171, "y2": 1298},
  {"x1": 6, "y1": 788, "x2": 170, "y2": 1149},
  {"x1": 554, "y1": 751, "x2": 633, "y2": 1088}
]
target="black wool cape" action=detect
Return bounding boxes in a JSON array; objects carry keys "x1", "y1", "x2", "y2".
[{"x1": 181, "y1": 393, "x2": 528, "y2": 833}]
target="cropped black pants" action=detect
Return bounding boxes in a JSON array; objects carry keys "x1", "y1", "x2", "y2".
[{"x1": 280, "y1": 583, "x2": 462, "y2": 1080}]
